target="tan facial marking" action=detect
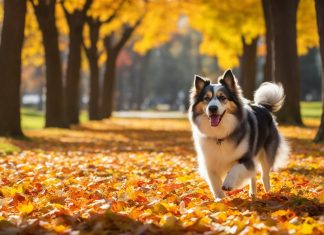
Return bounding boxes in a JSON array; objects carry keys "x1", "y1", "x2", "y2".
[
  {"x1": 216, "y1": 91, "x2": 225, "y2": 97},
  {"x1": 194, "y1": 102, "x2": 206, "y2": 115},
  {"x1": 216, "y1": 91, "x2": 228, "y2": 104},
  {"x1": 204, "y1": 91, "x2": 213, "y2": 100},
  {"x1": 226, "y1": 100, "x2": 237, "y2": 113}
]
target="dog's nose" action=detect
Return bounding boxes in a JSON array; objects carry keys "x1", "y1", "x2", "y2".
[{"x1": 208, "y1": 106, "x2": 218, "y2": 113}]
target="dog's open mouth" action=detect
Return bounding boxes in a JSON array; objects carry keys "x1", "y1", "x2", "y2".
[{"x1": 209, "y1": 111, "x2": 226, "y2": 127}]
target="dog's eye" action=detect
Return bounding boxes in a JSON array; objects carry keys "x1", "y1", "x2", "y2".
[
  {"x1": 218, "y1": 96, "x2": 227, "y2": 102},
  {"x1": 203, "y1": 97, "x2": 211, "y2": 102}
]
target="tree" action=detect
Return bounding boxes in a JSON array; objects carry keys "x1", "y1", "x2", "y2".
[
  {"x1": 99, "y1": 0, "x2": 181, "y2": 118},
  {"x1": 0, "y1": 0, "x2": 27, "y2": 136},
  {"x1": 101, "y1": 20, "x2": 142, "y2": 118},
  {"x1": 83, "y1": 0, "x2": 126, "y2": 120},
  {"x1": 62, "y1": 0, "x2": 92, "y2": 125},
  {"x1": 83, "y1": 18, "x2": 101, "y2": 120},
  {"x1": 31, "y1": 0, "x2": 65, "y2": 128},
  {"x1": 314, "y1": 0, "x2": 324, "y2": 142},
  {"x1": 269, "y1": 0, "x2": 302, "y2": 125},
  {"x1": 241, "y1": 36, "x2": 259, "y2": 100}
]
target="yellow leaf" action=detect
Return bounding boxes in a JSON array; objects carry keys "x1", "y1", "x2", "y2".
[
  {"x1": 300, "y1": 223, "x2": 315, "y2": 235},
  {"x1": 17, "y1": 202, "x2": 34, "y2": 215},
  {"x1": 0, "y1": 186, "x2": 23, "y2": 197}
]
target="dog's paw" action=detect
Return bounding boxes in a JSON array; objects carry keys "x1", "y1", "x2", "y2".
[
  {"x1": 222, "y1": 175, "x2": 237, "y2": 191},
  {"x1": 249, "y1": 192, "x2": 256, "y2": 198},
  {"x1": 222, "y1": 185, "x2": 232, "y2": 191}
]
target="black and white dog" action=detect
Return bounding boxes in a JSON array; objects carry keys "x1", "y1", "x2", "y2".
[{"x1": 189, "y1": 70, "x2": 289, "y2": 199}]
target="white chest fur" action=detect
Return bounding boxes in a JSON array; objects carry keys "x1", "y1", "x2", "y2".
[{"x1": 193, "y1": 128, "x2": 249, "y2": 179}]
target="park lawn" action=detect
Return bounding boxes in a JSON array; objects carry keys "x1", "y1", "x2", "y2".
[
  {"x1": 21, "y1": 108, "x2": 88, "y2": 130},
  {"x1": 0, "y1": 117, "x2": 323, "y2": 234},
  {"x1": 20, "y1": 102, "x2": 322, "y2": 130},
  {"x1": 301, "y1": 102, "x2": 322, "y2": 120}
]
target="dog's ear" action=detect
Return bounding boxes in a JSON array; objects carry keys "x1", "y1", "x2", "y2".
[
  {"x1": 219, "y1": 70, "x2": 237, "y2": 92},
  {"x1": 194, "y1": 75, "x2": 210, "y2": 93}
]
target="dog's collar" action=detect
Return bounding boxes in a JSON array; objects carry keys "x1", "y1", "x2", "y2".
[
  {"x1": 215, "y1": 138, "x2": 224, "y2": 145},
  {"x1": 205, "y1": 136, "x2": 226, "y2": 145}
]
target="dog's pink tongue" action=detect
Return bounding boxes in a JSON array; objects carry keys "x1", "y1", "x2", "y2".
[{"x1": 210, "y1": 115, "x2": 220, "y2": 127}]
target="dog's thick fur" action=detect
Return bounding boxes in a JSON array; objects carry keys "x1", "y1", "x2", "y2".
[{"x1": 189, "y1": 70, "x2": 289, "y2": 199}]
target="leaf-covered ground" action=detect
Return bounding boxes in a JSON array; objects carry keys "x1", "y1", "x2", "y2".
[{"x1": 0, "y1": 118, "x2": 323, "y2": 234}]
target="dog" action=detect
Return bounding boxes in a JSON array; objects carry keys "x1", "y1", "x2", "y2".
[{"x1": 189, "y1": 69, "x2": 289, "y2": 199}]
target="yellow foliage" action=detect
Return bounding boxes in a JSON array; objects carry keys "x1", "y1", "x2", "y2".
[
  {"x1": 133, "y1": 0, "x2": 182, "y2": 54},
  {"x1": 188, "y1": 0, "x2": 264, "y2": 69},
  {"x1": 297, "y1": 0, "x2": 319, "y2": 55},
  {"x1": 63, "y1": 0, "x2": 87, "y2": 13},
  {"x1": 22, "y1": 2, "x2": 44, "y2": 67},
  {"x1": 17, "y1": 0, "x2": 320, "y2": 75}
]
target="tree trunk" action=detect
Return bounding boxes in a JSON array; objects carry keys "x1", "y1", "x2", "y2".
[
  {"x1": 136, "y1": 51, "x2": 151, "y2": 109},
  {"x1": 33, "y1": 0, "x2": 65, "y2": 128},
  {"x1": 101, "y1": 50, "x2": 117, "y2": 119},
  {"x1": 314, "y1": 0, "x2": 324, "y2": 142},
  {"x1": 89, "y1": 57, "x2": 100, "y2": 120},
  {"x1": 62, "y1": 0, "x2": 92, "y2": 125},
  {"x1": 261, "y1": 0, "x2": 273, "y2": 82},
  {"x1": 270, "y1": 0, "x2": 303, "y2": 125},
  {"x1": 65, "y1": 26, "x2": 83, "y2": 125},
  {"x1": 240, "y1": 36, "x2": 258, "y2": 100},
  {"x1": 84, "y1": 20, "x2": 101, "y2": 120},
  {"x1": 100, "y1": 22, "x2": 141, "y2": 119},
  {"x1": 0, "y1": 0, "x2": 26, "y2": 137}
]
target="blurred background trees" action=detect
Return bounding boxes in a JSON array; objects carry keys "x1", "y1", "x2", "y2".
[{"x1": 0, "y1": 0, "x2": 323, "y2": 141}]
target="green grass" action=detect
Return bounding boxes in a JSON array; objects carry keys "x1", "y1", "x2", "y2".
[
  {"x1": 21, "y1": 108, "x2": 45, "y2": 130},
  {"x1": 301, "y1": 102, "x2": 322, "y2": 119},
  {"x1": 21, "y1": 108, "x2": 88, "y2": 130},
  {"x1": 20, "y1": 103, "x2": 322, "y2": 130},
  {"x1": 0, "y1": 138, "x2": 21, "y2": 155}
]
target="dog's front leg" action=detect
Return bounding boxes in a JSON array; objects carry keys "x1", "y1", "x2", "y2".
[
  {"x1": 206, "y1": 169, "x2": 225, "y2": 199},
  {"x1": 222, "y1": 159, "x2": 255, "y2": 192}
]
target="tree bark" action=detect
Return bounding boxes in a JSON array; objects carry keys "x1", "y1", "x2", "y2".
[
  {"x1": 66, "y1": 28, "x2": 83, "y2": 125},
  {"x1": 240, "y1": 36, "x2": 258, "y2": 100},
  {"x1": 101, "y1": 40, "x2": 117, "y2": 119},
  {"x1": 83, "y1": 19, "x2": 101, "y2": 120},
  {"x1": 314, "y1": 0, "x2": 324, "y2": 142},
  {"x1": 269, "y1": 0, "x2": 303, "y2": 125},
  {"x1": 32, "y1": 0, "x2": 65, "y2": 128},
  {"x1": 261, "y1": 0, "x2": 273, "y2": 82},
  {"x1": 62, "y1": 0, "x2": 92, "y2": 125},
  {"x1": 0, "y1": 0, "x2": 26, "y2": 137}
]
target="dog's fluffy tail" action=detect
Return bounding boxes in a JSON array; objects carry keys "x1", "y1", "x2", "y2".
[{"x1": 254, "y1": 82, "x2": 285, "y2": 113}]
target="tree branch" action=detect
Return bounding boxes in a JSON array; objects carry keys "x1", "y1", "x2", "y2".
[
  {"x1": 114, "y1": 17, "x2": 144, "y2": 54},
  {"x1": 101, "y1": 0, "x2": 128, "y2": 24},
  {"x1": 83, "y1": 0, "x2": 93, "y2": 14},
  {"x1": 104, "y1": 33, "x2": 114, "y2": 53},
  {"x1": 60, "y1": 1, "x2": 71, "y2": 24},
  {"x1": 81, "y1": 38, "x2": 91, "y2": 60},
  {"x1": 60, "y1": 0, "x2": 92, "y2": 24},
  {"x1": 29, "y1": 0, "x2": 36, "y2": 9}
]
